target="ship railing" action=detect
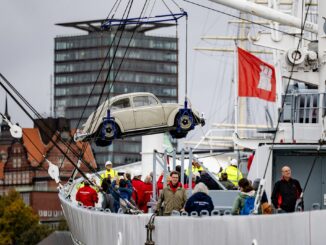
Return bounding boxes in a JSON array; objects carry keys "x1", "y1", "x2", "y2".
[{"x1": 280, "y1": 92, "x2": 326, "y2": 124}]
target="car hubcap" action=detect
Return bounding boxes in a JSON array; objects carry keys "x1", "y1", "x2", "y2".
[
  {"x1": 105, "y1": 124, "x2": 115, "y2": 138},
  {"x1": 180, "y1": 115, "x2": 192, "y2": 130}
]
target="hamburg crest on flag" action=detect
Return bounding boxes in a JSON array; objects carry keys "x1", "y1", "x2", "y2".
[{"x1": 238, "y1": 47, "x2": 276, "y2": 102}]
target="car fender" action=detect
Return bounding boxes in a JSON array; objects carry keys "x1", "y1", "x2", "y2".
[
  {"x1": 167, "y1": 108, "x2": 181, "y2": 126},
  {"x1": 113, "y1": 117, "x2": 125, "y2": 133}
]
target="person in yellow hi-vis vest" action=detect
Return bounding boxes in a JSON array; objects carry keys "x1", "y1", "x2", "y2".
[
  {"x1": 186, "y1": 161, "x2": 204, "y2": 176},
  {"x1": 100, "y1": 161, "x2": 118, "y2": 184},
  {"x1": 218, "y1": 159, "x2": 243, "y2": 187}
]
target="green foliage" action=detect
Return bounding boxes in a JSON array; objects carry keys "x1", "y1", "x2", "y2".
[
  {"x1": 0, "y1": 190, "x2": 53, "y2": 245},
  {"x1": 58, "y1": 219, "x2": 70, "y2": 231}
]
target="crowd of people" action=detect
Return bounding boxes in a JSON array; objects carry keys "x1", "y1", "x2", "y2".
[{"x1": 75, "y1": 159, "x2": 303, "y2": 217}]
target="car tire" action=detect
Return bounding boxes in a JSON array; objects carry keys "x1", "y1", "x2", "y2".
[
  {"x1": 103, "y1": 121, "x2": 120, "y2": 140},
  {"x1": 178, "y1": 113, "x2": 194, "y2": 131}
]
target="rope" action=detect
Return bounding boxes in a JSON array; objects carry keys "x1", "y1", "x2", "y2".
[
  {"x1": 262, "y1": 0, "x2": 314, "y2": 179},
  {"x1": 0, "y1": 76, "x2": 100, "y2": 183},
  {"x1": 182, "y1": 0, "x2": 312, "y2": 42}
]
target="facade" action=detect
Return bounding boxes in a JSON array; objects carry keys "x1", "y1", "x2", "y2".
[
  {"x1": 54, "y1": 20, "x2": 178, "y2": 167},
  {"x1": 0, "y1": 103, "x2": 97, "y2": 227}
]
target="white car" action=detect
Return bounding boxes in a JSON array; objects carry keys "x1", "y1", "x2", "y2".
[{"x1": 75, "y1": 92, "x2": 205, "y2": 146}]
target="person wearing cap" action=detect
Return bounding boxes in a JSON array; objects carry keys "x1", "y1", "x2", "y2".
[
  {"x1": 218, "y1": 159, "x2": 243, "y2": 187},
  {"x1": 131, "y1": 170, "x2": 145, "y2": 209},
  {"x1": 101, "y1": 161, "x2": 118, "y2": 183}
]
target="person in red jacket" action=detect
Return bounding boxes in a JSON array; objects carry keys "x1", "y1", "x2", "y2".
[
  {"x1": 156, "y1": 172, "x2": 164, "y2": 194},
  {"x1": 141, "y1": 175, "x2": 153, "y2": 213},
  {"x1": 131, "y1": 170, "x2": 145, "y2": 209},
  {"x1": 184, "y1": 173, "x2": 197, "y2": 189},
  {"x1": 76, "y1": 180, "x2": 99, "y2": 207}
]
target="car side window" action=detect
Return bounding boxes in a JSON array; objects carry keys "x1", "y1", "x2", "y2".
[
  {"x1": 133, "y1": 96, "x2": 148, "y2": 107},
  {"x1": 111, "y1": 98, "x2": 130, "y2": 110},
  {"x1": 133, "y1": 96, "x2": 159, "y2": 108}
]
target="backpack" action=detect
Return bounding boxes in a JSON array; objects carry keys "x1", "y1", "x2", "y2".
[{"x1": 240, "y1": 196, "x2": 255, "y2": 215}]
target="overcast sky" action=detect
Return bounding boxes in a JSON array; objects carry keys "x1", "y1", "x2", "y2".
[{"x1": 0, "y1": 0, "x2": 237, "y2": 142}]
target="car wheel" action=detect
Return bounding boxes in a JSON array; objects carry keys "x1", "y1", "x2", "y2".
[
  {"x1": 178, "y1": 113, "x2": 193, "y2": 131},
  {"x1": 103, "y1": 121, "x2": 119, "y2": 140}
]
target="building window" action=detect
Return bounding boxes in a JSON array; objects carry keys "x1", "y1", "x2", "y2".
[
  {"x1": 13, "y1": 158, "x2": 17, "y2": 168},
  {"x1": 17, "y1": 158, "x2": 21, "y2": 168},
  {"x1": 34, "y1": 181, "x2": 48, "y2": 191},
  {"x1": 17, "y1": 174, "x2": 21, "y2": 184},
  {"x1": 21, "y1": 193, "x2": 30, "y2": 205},
  {"x1": 13, "y1": 174, "x2": 16, "y2": 184}
]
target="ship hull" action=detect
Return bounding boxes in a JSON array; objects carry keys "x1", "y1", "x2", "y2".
[{"x1": 60, "y1": 193, "x2": 326, "y2": 245}]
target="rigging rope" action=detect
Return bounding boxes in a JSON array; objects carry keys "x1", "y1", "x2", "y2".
[
  {"x1": 58, "y1": 0, "x2": 138, "y2": 169},
  {"x1": 0, "y1": 74, "x2": 101, "y2": 183},
  {"x1": 262, "y1": 0, "x2": 314, "y2": 179},
  {"x1": 182, "y1": 0, "x2": 312, "y2": 42}
]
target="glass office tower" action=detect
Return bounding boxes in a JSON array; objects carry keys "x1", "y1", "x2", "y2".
[{"x1": 54, "y1": 20, "x2": 178, "y2": 167}]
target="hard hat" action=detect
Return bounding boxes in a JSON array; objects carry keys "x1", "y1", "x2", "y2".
[
  {"x1": 105, "y1": 160, "x2": 113, "y2": 166},
  {"x1": 230, "y1": 159, "x2": 238, "y2": 166},
  {"x1": 85, "y1": 173, "x2": 92, "y2": 179}
]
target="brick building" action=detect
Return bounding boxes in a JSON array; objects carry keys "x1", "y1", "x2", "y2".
[{"x1": 0, "y1": 99, "x2": 97, "y2": 227}]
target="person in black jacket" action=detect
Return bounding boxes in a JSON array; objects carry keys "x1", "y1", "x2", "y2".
[
  {"x1": 271, "y1": 166, "x2": 302, "y2": 213},
  {"x1": 198, "y1": 171, "x2": 221, "y2": 190},
  {"x1": 184, "y1": 182, "x2": 214, "y2": 215}
]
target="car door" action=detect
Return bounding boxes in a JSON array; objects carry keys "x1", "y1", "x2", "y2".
[
  {"x1": 110, "y1": 97, "x2": 135, "y2": 131},
  {"x1": 132, "y1": 95, "x2": 165, "y2": 129}
]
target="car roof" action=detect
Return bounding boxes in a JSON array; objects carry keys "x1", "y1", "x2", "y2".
[{"x1": 110, "y1": 92, "x2": 156, "y2": 101}]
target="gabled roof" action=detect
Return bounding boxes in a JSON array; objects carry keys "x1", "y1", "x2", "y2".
[
  {"x1": 22, "y1": 128, "x2": 97, "y2": 169},
  {"x1": 22, "y1": 128, "x2": 46, "y2": 167}
]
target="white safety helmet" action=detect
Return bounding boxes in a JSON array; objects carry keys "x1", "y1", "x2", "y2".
[
  {"x1": 105, "y1": 160, "x2": 113, "y2": 167},
  {"x1": 230, "y1": 158, "x2": 238, "y2": 166}
]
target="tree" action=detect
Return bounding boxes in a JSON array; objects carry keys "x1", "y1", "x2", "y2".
[{"x1": 0, "y1": 189, "x2": 53, "y2": 245}]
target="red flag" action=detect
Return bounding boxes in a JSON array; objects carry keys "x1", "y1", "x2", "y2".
[{"x1": 238, "y1": 47, "x2": 276, "y2": 102}]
